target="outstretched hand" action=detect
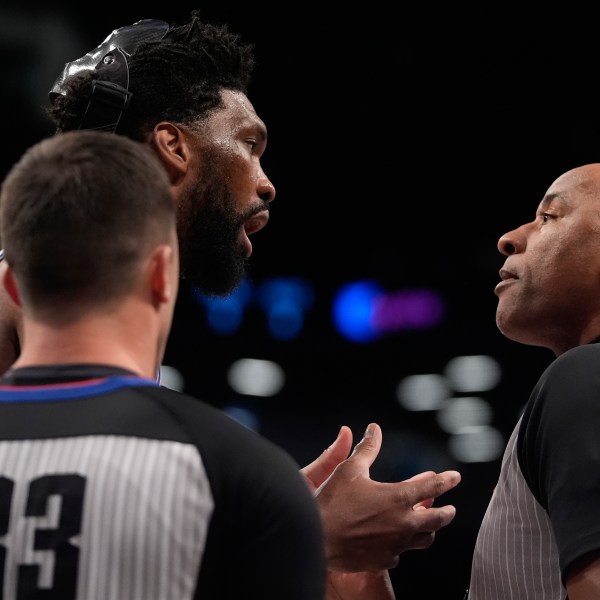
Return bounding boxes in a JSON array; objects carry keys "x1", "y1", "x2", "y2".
[{"x1": 301, "y1": 422, "x2": 461, "y2": 572}]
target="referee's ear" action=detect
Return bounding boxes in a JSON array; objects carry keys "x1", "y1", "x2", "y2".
[
  {"x1": 2, "y1": 265, "x2": 21, "y2": 308},
  {"x1": 149, "y1": 244, "x2": 177, "y2": 306}
]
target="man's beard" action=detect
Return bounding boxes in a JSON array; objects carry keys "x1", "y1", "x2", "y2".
[{"x1": 177, "y1": 168, "x2": 250, "y2": 297}]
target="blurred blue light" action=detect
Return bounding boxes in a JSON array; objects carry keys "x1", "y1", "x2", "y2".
[
  {"x1": 191, "y1": 278, "x2": 254, "y2": 335},
  {"x1": 257, "y1": 277, "x2": 314, "y2": 341},
  {"x1": 333, "y1": 281, "x2": 446, "y2": 342},
  {"x1": 192, "y1": 275, "x2": 445, "y2": 342},
  {"x1": 332, "y1": 280, "x2": 383, "y2": 342}
]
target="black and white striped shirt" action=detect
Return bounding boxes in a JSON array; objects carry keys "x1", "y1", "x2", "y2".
[
  {"x1": 0, "y1": 364, "x2": 326, "y2": 599},
  {"x1": 467, "y1": 343, "x2": 600, "y2": 599}
]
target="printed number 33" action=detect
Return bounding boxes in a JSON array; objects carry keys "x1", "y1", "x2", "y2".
[{"x1": 0, "y1": 474, "x2": 86, "y2": 599}]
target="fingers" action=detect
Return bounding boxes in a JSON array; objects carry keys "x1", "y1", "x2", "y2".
[
  {"x1": 412, "y1": 503, "x2": 458, "y2": 536},
  {"x1": 408, "y1": 505, "x2": 458, "y2": 550},
  {"x1": 410, "y1": 531, "x2": 437, "y2": 550},
  {"x1": 327, "y1": 425, "x2": 354, "y2": 464},
  {"x1": 347, "y1": 423, "x2": 383, "y2": 469},
  {"x1": 431, "y1": 504, "x2": 457, "y2": 528},
  {"x1": 404, "y1": 470, "x2": 437, "y2": 483},
  {"x1": 314, "y1": 424, "x2": 462, "y2": 572},
  {"x1": 413, "y1": 498, "x2": 434, "y2": 510},
  {"x1": 300, "y1": 425, "x2": 353, "y2": 492},
  {"x1": 404, "y1": 470, "x2": 461, "y2": 504}
]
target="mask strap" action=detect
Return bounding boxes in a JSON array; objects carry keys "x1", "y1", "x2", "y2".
[{"x1": 79, "y1": 47, "x2": 132, "y2": 133}]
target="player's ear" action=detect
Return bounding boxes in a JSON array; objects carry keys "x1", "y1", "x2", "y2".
[
  {"x1": 2, "y1": 265, "x2": 21, "y2": 308},
  {"x1": 149, "y1": 122, "x2": 192, "y2": 184}
]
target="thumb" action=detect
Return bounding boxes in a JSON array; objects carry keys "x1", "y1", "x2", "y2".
[
  {"x1": 300, "y1": 425, "x2": 353, "y2": 492},
  {"x1": 347, "y1": 422, "x2": 383, "y2": 471}
]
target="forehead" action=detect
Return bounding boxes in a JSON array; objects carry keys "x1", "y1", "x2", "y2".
[
  {"x1": 206, "y1": 89, "x2": 267, "y2": 134},
  {"x1": 542, "y1": 165, "x2": 600, "y2": 209}
]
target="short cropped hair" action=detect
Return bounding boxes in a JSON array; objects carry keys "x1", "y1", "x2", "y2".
[
  {"x1": 0, "y1": 130, "x2": 175, "y2": 318},
  {"x1": 47, "y1": 9, "x2": 256, "y2": 138}
]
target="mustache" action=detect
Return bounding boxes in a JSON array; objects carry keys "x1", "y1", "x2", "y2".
[{"x1": 239, "y1": 200, "x2": 270, "y2": 223}]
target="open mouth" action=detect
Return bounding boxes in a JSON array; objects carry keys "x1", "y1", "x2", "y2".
[{"x1": 244, "y1": 210, "x2": 269, "y2": 235}]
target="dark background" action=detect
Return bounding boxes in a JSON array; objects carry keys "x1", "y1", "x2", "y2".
[{"x1": 2, "y1": 4, "x2": 599, "y2": 597}]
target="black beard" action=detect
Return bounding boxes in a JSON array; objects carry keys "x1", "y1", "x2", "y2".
[{"x1": 177, "y1": 168, "x2": 248, "y2": 297}]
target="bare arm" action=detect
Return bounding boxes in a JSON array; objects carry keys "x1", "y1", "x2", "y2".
[
  {"x1": 566, "y1": 552, "x2": 600, "y2": 599},
  {"x1": 326, "y1": 570, "x2": 396, "y2": 600}
]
